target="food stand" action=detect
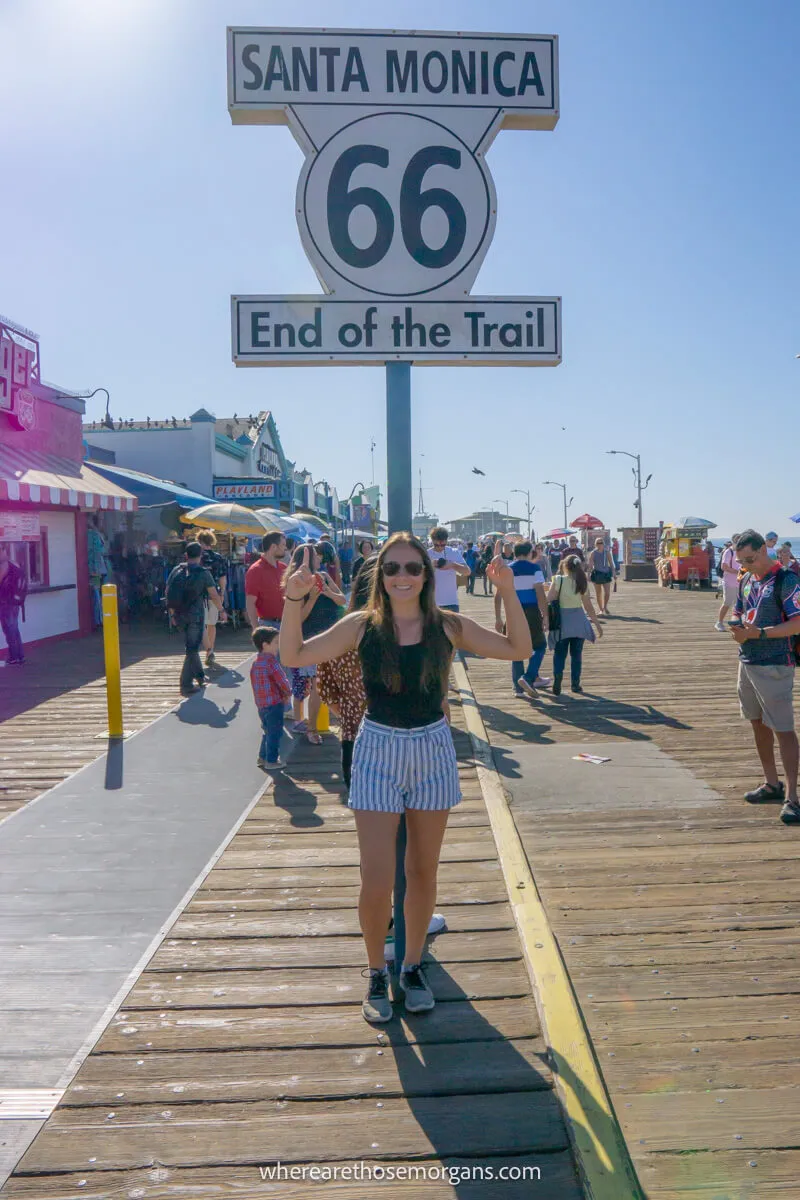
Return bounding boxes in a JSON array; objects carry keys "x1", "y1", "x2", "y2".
[{"x1": 657, "y1": 523, "x2": 713, "y2": 588}]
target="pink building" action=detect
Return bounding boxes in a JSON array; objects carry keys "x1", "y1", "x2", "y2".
[{"x1": 0, "y1": 315, "x2": 136, "y2": 659}]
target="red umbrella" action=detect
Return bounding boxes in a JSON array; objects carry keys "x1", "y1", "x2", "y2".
[
  {"x1": 544, "y1": 527, "x2": 572, "y2": 539},
  {"x1": 570, "y1": 513, "x2": 604, "y2": 530}
]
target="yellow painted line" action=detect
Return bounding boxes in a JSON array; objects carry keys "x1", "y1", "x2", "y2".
[{"x1": 452, "y1": 658, "x2": 644, "y2": 1200}]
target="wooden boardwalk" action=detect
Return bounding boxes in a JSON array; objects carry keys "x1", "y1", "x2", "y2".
[
  {"x1": 0, "y1": 621, "x2": 255, "y2": 822},
  {"x1": 1, "y1": 694, "x2": 584, "y2": 1197},
  {"x1": 461, "y1": 582, "x2": 800, "y2": 1197}
]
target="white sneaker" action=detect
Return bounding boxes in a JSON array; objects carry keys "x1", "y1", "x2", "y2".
[
  {"x1": 384, "y1": 914, "x2": 446, "y2": 964},
  {"x1": 714, "y1": 621, "x2": 726, "y2": 632}
]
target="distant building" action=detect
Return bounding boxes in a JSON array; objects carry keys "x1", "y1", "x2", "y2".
[
  {"x1": 412, "y1": 511, "x2": 439, "y2": 540},
  {"x1": 84, "y1": 409, "x2": 312, "y2": 515},
  {"x1": 447, "y1": 510, "x2": 523, "y2": 540}
]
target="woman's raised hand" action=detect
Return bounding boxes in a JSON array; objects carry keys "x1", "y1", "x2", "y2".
[
  {"x1": 487, "y1": 538, "x2": 513, "y2": 590},
  {"x1": 285, "y1": 546, "x2": 316, "y2": 600}
]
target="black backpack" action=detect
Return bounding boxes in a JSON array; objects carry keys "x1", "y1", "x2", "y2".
[
  {"x1": 166, "y1": 564, "x2": 206, "y2": 614},
  {"x1": 775, "y1": 568, "x2": 800, "y2": 666}
]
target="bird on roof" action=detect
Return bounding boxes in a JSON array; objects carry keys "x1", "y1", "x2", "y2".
[{"x1": 472, "y1": 466, "x2": 486, "y2": 476}]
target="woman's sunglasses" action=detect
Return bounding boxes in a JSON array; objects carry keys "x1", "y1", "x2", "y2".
[{"x1": 381, "y1": 560, "x2": 425, "y2": 577}]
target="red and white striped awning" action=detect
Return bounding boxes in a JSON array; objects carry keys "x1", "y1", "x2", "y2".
[{"x1": 0, "y1": 446, "x2": 137, "y2": 511}]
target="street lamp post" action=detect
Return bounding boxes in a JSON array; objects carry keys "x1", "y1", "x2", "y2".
[
  {"x1": 606, "y1": 450, "x2": 652, "y2": 526},
  {"x1": 511, "y1": 489, "x2": 533, "y2": 539},
  {"x1": 492, "y1": 498, "x2": 509, "y2": 533},
  {"x1": 542, "y1": 481, "x2": 573, "y2": 529}
]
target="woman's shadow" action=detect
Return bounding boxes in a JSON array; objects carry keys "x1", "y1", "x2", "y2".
[{"x1": 371, "y1": 956, "x2": 598, "y2": 1196}]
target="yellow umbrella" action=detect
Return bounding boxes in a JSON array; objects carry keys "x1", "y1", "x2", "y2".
[{"x1": 179, "y1": 503, "x2": 279, "y2": 536}]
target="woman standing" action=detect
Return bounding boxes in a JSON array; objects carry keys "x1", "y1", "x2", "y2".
[
  {"x1": 281, "y1": 534, "x2": 531, "y2": 1023},
  {"x1": 352, "y1": 539, "x2": 376, "y2": 582},
  {"x1": 283, "y1": 544, "x2": 345, "y2": 745},
  {"x1": 587, "y1": 537, "x2": 615, "y2": 616},
  {"x1": 547, "y1": 555, "x2": 603, "y2": 695}
]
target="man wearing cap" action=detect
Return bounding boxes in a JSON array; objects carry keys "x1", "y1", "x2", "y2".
[{"x1": 766, "y1": 532, "x2": 779, "y2": 560}]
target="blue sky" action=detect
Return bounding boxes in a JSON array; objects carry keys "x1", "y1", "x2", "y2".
[{"x1": 2, "y1": 0, "x2": 798, "y2": 538}]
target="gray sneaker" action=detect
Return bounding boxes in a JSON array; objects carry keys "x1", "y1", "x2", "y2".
[
  {"x1": 399, "y1": 963, "x2": 435, "y2": 1013},
  {"x1": 362, "y1": 968, "x2": 393, "y2": 1023},
  {"x1": 745, "y1": 781, "x2": 785, "y2": 803},
  {"x1": 780, "y1": 800, "x2": 800, "y2": 825}
]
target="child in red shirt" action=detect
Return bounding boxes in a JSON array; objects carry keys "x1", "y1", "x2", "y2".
[{"x1": 250, "y1": 627, "x2": 291, "y2": 770}]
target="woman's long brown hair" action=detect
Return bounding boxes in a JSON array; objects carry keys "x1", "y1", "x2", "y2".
[
  {"x1": 561, "y1": 553, "x2": 588, "y2": 594},
  {"x1": 367, "y1": 532, "x2": 460, "y2": 694}
]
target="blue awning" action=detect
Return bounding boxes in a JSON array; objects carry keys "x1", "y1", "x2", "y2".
[{"x1": 87, "y1": 462, "x2": 214, "y2": 508}]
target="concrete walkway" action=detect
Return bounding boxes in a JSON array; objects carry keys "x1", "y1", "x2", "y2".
[{"x1": 0, "y1": 659, "x2": 270, "y2": 1186}]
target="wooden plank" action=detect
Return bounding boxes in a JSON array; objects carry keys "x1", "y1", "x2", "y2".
[
  {"x1": 168, "y1": 903, "x2": 513, "y2": 939},
  {"x1": 18, "y1": 1092, "x2": 569, "y2": 1173},
  {"x1": 550, "y1": 901, "x2": 798, "y2": 937},
  {"x1": 636, "y1": 1149, "x2": 800, "y2": 1197},
  {"x1": 584, "y1": 994, "x2": 798, "y2": 1046},
  {"x1": 217, "y1": 839, "x2": 495, "y2": 868},
  {"x1": 542, "y1": 878, "x2": 800, "y2": 910},
  {"x1": 97, "y1": 997, "x2": 540, "y2": 1054},
  {"x1": 2, "y1": 1153, "x2": 584, "y2": 1199},
  {"x1": 124, "y1": 959, "x2": 532, "y2": 1010},
  {"x1": 188, "y1": 879, "x2": 509, "y2": 911},
  {"x1": 64, "y1": 1035, "x2": 551, "y2": 1105},
  {"x1": 149, "y1": 929, "x2": 523, "y2": 971},
  {"x1": 199, "y1": 858, "x2": 504, "y2": 890},
  {"x1": 571, "y1": 959, "x2": 800, "y2": 1001},
  {"x1": 598, "y1": 1035, "x2": 800, "y2": 1095},
  {"x1": 560, "y1": 928, "x2": 800, "y2": 968},
  {"x1": 620, "y1": 1086, "x2": 800, "y2": 1152}
]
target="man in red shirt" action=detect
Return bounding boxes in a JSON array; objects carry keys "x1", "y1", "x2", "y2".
[{"x1": 245, "y1": 531, "x2": 287, "y2": 628}]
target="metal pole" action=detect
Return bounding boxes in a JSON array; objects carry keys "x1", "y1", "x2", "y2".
[
  {"x1": 101, "y1": 584, "x2": 124, "y2": 738},
  {"x1": 636, "y1": 454, "x2": 643, "y2": 527},
  {"x1": 562, "y1": 485, "x2": 568, "y2": 530},
  {"x1": 385, "y1": 360, "x2": 412, "y2": 973},
  {"x1": 386, "y1": 362, "x2": 412, "y2": 533}
]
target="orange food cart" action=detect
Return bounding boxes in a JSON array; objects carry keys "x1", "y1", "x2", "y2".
[{"x1": 659, "y1": 524, "x2": 712, "y2": 588}]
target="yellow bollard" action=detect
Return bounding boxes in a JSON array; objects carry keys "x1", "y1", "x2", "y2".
[
  {"x1": 101, "y1": 584, "x2": 124, "y2": 739},
  {"x1": 316, "y1": 702, "x2": 330, "y2": 733}
]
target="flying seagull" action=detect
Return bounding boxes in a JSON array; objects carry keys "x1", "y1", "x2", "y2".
[{"x1": 472, "y1": 466, "x2": 486, "y2": 476}]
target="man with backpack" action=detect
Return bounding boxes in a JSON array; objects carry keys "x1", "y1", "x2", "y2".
[
  {"x1": 0, "y1": 545, "x2": 27, "y2": 665},
  {"x1": 730, "y1": 529, "x2": 800, "y2": 824},
  {"x1": 166, "y1": 542, "x2": 226, "y2": 696}
]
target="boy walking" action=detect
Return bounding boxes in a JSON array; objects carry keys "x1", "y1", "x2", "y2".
[{"x1": 250, "y1": 627, "x2": 291, "y2": 770}]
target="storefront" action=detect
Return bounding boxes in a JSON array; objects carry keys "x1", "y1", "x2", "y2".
[{"x1": 0, "y1": 315, "x2": 136, "y2": 659}]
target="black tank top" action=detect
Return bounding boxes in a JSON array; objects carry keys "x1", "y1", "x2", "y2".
[{"x1": 358, "y1": 620, "x2": 450, "y2": 728}]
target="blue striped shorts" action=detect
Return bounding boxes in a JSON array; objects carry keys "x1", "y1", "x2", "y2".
[{"x1": 348, "y1": 717, "x2": 462, "y2": 813}]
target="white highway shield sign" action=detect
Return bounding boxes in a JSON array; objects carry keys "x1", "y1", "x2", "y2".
[{"x1": 298, "y1": 110, "x2": 494, "y2": 298}]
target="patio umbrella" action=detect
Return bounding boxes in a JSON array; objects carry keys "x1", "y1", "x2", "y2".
[
  {"x1": 677, "y1": 516, "x2": 717, "y2": 529},
  {"x1": 179, "y1": 503, "x2": 278, "y2": 537},
  {"x1": 544, "y1": 527, "x2": 572, "y2": 539},
  {"x1": 255, "y1": 508, "x2": 299, "y2": 533},
  {"x1": 570, "y1": 513, "x2": 604, "y2": 530}
]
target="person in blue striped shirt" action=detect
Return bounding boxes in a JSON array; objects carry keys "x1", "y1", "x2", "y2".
[{"x1": 495, "y1": 541, "x2": 551, "y2": 696}]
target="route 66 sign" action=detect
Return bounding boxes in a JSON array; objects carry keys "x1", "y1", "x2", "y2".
[{"x1": 227, "y1": 27, "x2": 561, "y2": 362}]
